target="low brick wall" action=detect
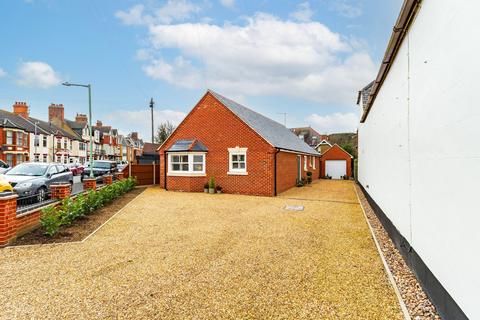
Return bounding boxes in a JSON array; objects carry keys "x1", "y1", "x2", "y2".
[{"x1": 0, "y1": 179, "x2": 105, "y2": 247}]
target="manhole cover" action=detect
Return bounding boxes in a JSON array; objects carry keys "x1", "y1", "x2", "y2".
[{"x1": 284, "y1": 205, "x2": 304, "y2": 211}]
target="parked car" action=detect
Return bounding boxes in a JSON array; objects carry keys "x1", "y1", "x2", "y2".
[
  {"x1": 82, "y1": 160, "x2": 117, "y2": 180},
  {"x1": 0, "y1": 159, "x2": 10, "y2": 174},
  {"x1": 66, "y1": 163, "x2": 84, "y2": 176},
  {"x1": 5, "y1": 162, "x2": 73, "y2": 202}
]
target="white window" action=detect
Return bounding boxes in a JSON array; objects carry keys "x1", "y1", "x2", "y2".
[
  {"x1": 309, "y1": 156, "x2": 313, "y2": 168},
  {"x1": 304, "y1": 155, "x2": 307, "y2": 170},
  {"x1": 313, "y1": 157, "x2": 316, "y2": 169},
  {"x1": 168, "y1": 153, "x2": 206, "y2": 176},
  {"x1": 43, "y1": 154, "x2": 48, "y2": 162},
  {"x1": 228, "y1": 147, "x2": 247, "y2": 175},
  {"x1": 6, "y1": 131, "x2": 13, "y2": 145},
  {"x1": 34, "y1": 154, "x2": 40, "y2": 162}
]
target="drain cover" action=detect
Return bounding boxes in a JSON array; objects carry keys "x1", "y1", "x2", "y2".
[{"x1": 284, "y1": 205, "x2": 304, "y2": 211}]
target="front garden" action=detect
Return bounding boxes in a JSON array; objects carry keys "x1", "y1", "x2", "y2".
[{"x1": 14, "y1": 177, "x2": 144, "y2": 246}]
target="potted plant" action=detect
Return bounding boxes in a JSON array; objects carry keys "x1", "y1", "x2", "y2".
[
  {"x1": 216, "y1": 185, "x2": 222, "y2": 194},
  {"x1": 306, "y1": 171, "x2": 313, "y2": 184},
  {"x1": 208, "y1": 177, "x2": 216, "y2": 194},
  {"x1": 204, "y1": 183, "x2": 209, "y2": 193}
]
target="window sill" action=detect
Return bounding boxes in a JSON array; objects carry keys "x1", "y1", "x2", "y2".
[
  {"x1": 167, "y1": 172, "x2": 206, "y2": 177},
  {"x1": 227, "y1": 171, "x2": 248, "y2": 176}
]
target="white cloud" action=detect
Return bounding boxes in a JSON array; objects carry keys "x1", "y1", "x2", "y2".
[
  {"x1": 135, "y1": 12, "x2": 375, "y2": 104},
  {"x1": 308, "y1": 112, "x2": 359, "y2": 133},
  {"x1": 290, "y1": 2, "x2": 314, "y2": 22},
  {"x1": 104, "y1": 108, "x2": 186, "y2": 141},
  {"x1": 16, "y1": 61, "x2": 61, "y2": 88},
  {"x1": 116, "y1": 0, "x2": 200, "y2": 26},
  {"x1": 0, "y1": 68, "x2": 6, "y2": 77},
  {"x1": 330, "y1": 1, "x2": 362, "y2": 18},
  {"x1": 219, "y1": 0, "x2": 235, "y2": 8}
]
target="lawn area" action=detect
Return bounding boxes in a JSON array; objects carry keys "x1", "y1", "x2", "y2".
[{"x1": 0, "y1": 180, "x2": 402, "y2": 319}]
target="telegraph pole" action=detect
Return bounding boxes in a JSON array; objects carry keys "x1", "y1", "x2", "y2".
[
  {"x1": 150, "y1": 98, "x2": 155, "y2": 143},
  {"x1": 277, "y1": 112, "x2": 287, "y2": 127}
]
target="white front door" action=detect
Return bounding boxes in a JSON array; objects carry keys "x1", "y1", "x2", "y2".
[{"x1": 325, "y1": 160, "x2": 346, "y2": 179}]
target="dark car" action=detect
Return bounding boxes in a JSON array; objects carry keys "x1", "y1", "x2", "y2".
[
  {"x1": 5, "y1": 162, "x2": 73, "y2": 202},
  {"x1": 82, "y1": 160, "x2": 117, "y2": 180}
]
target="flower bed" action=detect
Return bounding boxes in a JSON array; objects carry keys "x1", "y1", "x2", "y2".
[{"x1": 40, "y1": 177, "x2": 137, "y2": 237}]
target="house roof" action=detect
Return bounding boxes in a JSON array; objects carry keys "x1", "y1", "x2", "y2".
[
  {"x1": 0, "y1": 110, "x2": 40, "y2": 133},
  {"x1": 360, "y1": 0, "x2": 421, "y2": 122},
  {"x1": 65, "y1": 119, "x2": 86, "y2": 130},
  {"x1": 30, "y1": 117, "x2": 80, "y2": 140},
  {"x1": 143, "y1": 142, "x2": 162, "y2": 154},
  {"x1": 322, "y1": 144, "x2": 354, "y2": 158},
  {"x1": 356, "y1": 81, "x2": 374, "y2": 107},
  {"x1": 208, "y1": 90, "x2": 320, "y2": 156},
  {"x1": 0, "y1": 118, "x2": 23, "y2": 130},
  {"x1": 316, "y1": 139, "x2": 332, "y2": 148},
  {"x1": 167, "y1": 139, "x2": 208, "y2": 152}
]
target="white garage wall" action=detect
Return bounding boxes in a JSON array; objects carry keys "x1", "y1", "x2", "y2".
[{"x1": 358, "y1": 1, "x2": 480, "y2": 318}]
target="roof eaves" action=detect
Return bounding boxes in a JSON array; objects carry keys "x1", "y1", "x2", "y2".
[{"x1": 360, "y1": 0, "x2": 422, "y2": 123}]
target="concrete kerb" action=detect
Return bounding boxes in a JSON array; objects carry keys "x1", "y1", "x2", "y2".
[{"x1": 354, "y1": 185, "x2": 411, "y2": 320}]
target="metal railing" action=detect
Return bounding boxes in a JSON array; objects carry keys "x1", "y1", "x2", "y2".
[{"x1": 15, "y1": 174, "x2": 115, "y2": 215}]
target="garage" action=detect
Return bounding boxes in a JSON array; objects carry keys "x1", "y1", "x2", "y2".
[
  {"x1": 320, "y1": 144, "x2": 353, "y2": 179},
  {"x1": 325, "y1": 160, "x2": 347, "y2": 179}
]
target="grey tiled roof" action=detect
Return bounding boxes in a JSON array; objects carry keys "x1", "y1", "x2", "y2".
[
  {"x1": 209, "y1": 90, "x2": 320, "y2": 155},
  {"x1": 361, "y1": 81, "x2": 374, "y2": 107}
]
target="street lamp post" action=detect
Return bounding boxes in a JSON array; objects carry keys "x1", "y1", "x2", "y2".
[{"x1": 62, "y1": 82, "x2": 94, "y2": 178}]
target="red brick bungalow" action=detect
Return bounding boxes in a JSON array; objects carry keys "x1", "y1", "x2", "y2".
[
  {"x1": 158, "y1": 90, "x2": 321, "y2": 196},
  {"x1": 320, "y1": 144, "x2": 353, "y2": 179}
]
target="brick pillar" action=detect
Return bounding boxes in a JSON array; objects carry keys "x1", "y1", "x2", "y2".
[
  {"x1": 103, "y1": 175, "x2": 113, "y2": 185},
  {"x1": 0, "y1": 194, "x2": 18, "y2": 247},
  {"x1": 115, "y1": 172, "x2": 124, "y2": 180},
  {"x1": 83, "y1": 178, "x2": 97, "y2": 190},
  {"x1": 51, "y1": 184, "x2": 71, "y2": 200}
]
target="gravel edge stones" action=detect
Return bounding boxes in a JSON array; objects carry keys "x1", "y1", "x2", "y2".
[{"x1": 355, "y1": 184, "x2": 441, "y2": 320}]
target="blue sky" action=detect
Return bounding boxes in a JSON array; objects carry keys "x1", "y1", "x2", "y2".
[{"x1": 0, "y1": 0, "x2": 402, "y2": 140}]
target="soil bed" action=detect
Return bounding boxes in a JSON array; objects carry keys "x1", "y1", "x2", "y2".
[{"x1": 13, "y1": 187, "x2": 146, "y2": 246}]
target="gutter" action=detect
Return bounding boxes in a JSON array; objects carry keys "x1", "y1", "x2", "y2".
[
  {"x1": 163, "y1": 152, "x2": 167, "y2": 190},
  {"x1": 273, "y1": 148, "x2": 280, "y2": 196},
  {"x1": 360, "y1": 0, "x2": 422, "y2": 123}
]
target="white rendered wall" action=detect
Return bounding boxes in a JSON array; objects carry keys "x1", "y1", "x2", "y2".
[{"x1": 358, "y1": 1, "x2": 480, "y2": 318}]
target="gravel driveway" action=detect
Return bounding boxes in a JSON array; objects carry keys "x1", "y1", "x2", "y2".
[{"x1": 0, "y1": 180, "x2": 403, "y2": 319}]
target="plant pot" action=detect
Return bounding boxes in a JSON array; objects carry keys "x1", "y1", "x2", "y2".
[
  {"x1": 204, "y1": 188, "x2": 208, "y2": 193},
  {"x1": 209, "y1": 188, "x2": 215, "y2": 194}
]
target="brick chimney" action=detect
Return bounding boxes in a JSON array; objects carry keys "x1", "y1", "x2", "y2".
[
  {"x1": 96, "y1": 120, "x2": 103, "y2": 127},
  {"x1": 130, "y1": 132, "x2": 138, "y2": 140},
  {"x1": 48, "y1": 103, "x2": 64, "y2": 122},
  {"x1": 13, "y1": 102, "x2": 29, "y2": 118},
  {"x1": 75, "y1": 113, "x2": 88, "y2": 123}
]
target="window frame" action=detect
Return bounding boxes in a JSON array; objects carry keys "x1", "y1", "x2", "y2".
[
  {"x1": 228, "y1": 147, "x2": 248, "y2": 175},
  {"x1": 167, "y1": 152, "x2": 206, "y2": 176},
  {"x1": 304, "y1": 155, "x2": 307, "y2": 170},
  {"x1": 6, "y1": 130, "x2": 13, "y2": 145}
]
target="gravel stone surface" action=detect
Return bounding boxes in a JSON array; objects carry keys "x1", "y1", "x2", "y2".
[
  {"x1": 355, "y1": 184, "x2": 441, "y2": 320},
  {"x1": 1, "y1": 181, "x2": 402, "y2": 319}
]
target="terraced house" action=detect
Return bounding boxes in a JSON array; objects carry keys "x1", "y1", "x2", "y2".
[{"x1": 0, "y1": 102, "x2": 122, "y2": 165}]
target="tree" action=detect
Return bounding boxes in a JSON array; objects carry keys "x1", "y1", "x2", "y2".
[
  {"x1": 155, "y1": 121, "x2": 176, "y2": 144},
  {"x1": 341, "y1": 144, "x2": 355, "y2": 157}
]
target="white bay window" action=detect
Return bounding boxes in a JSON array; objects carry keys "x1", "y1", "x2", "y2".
[
  {"x1": 228, "y1": 147, "x2": 247, "y2": 175},
  {"x1": 168, "y1": 153, "x2": 206, "y2": 176}
]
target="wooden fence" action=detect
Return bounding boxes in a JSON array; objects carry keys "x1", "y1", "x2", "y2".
[{"x1": 123, "y1": 164, "x2": 160, "y2": 186}]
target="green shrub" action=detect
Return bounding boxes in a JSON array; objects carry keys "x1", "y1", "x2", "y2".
[
  {"x1": 208, "y1": 177, "x2": 215, "y2": 189},
  {"x1": 40, "y1": 206, "x2": 62, "y2": 237},
  {"x1": 39, "y1": 178, "x2": 137, "y2": 237}
]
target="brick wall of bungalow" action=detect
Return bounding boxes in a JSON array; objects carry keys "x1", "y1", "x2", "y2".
[
  {"x1": 159, "y1": 92, "x2": 319, "y2": 196},
  {"x1": 276, "y1": 152, "x2": 320, "y2": 194}
]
